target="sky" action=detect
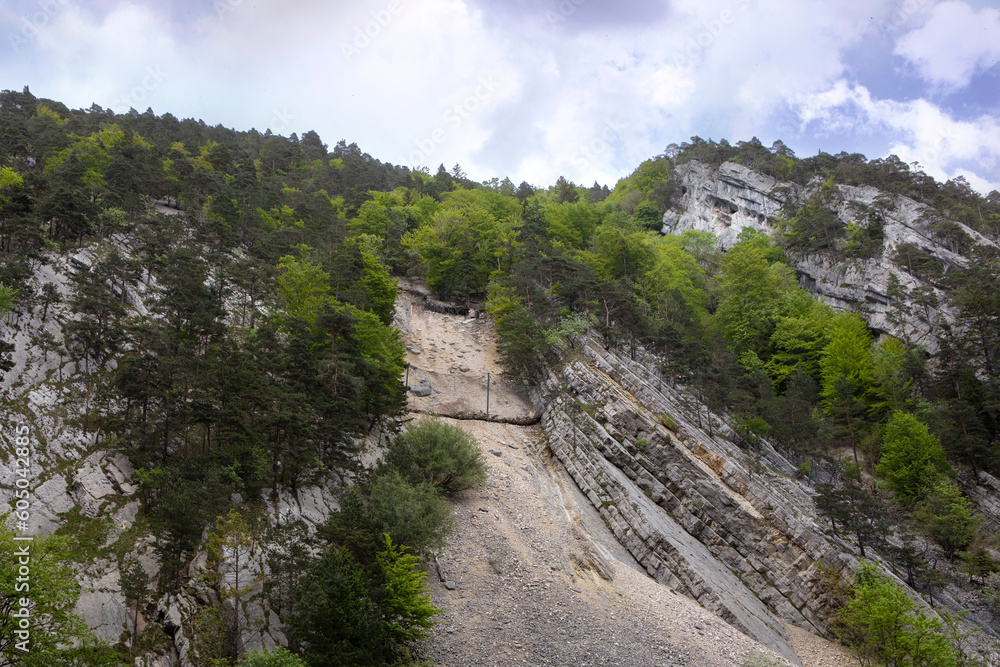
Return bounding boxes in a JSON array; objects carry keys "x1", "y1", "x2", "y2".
[{"x1": 1, "y1": 0, "x2": 999, "y2": 194}]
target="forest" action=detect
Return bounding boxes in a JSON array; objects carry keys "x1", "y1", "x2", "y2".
[{"x1": 2, "y1": 85, "x2": 1000, "y2": 665}]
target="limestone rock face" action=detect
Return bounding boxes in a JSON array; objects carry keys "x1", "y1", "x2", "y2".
[
  {"x1": 542, "y1": 335, "x2": 863, "y2": 664},
  {"x1": 663, "y1": 160, "x2": 995, "y2": 353}
]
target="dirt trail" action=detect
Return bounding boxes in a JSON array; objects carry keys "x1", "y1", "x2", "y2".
[{"x1": 398, "y1": 291, "x2": 858, "y2": 667}]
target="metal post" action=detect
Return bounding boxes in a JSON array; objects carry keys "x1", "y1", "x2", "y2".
[
  {"x1": 486, "y1": 372, "x2": 490, "y2": 417},
  {"x1": 405, "y1": 364, "x2": 409, "y2": 387}
]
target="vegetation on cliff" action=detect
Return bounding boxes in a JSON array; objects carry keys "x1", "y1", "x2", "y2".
[{"x1": 2, "y1": 85, "x2": 1000, "y2": 663}]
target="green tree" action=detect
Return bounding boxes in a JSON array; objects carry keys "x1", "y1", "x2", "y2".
[
  {"x1": 490, "y1": 300, "x2": 550, "y2": 379},
  {"x1": 716, "y1": 233, "x2": 789, "y2": 356},
  {"x1": 820, "y1": 312, "x2": 874, "y2": 402},
  {"x1": 120, "y1": 557, "x2": 151, "y2": 648},
  {"x1": 384, "y1": 418, "x2": 486, "y2": 495},
  {"x1": 206, "y1": 508, "x2": 260, "y2": 634},
  {"x1": 375, "y1": 534, "x2": 441, "y2": 644},
  {"x1": 815, "y1": 462, "x2": 887, "y2": 559},
  {"x1": 286, "y1": 546, "x2": 391, "y2": 666},
  {"x1": 329, "y1": 469, "x2": 453, "y2": 558},
  {"x1": 0, "y1": 520, "x2": 116, "y2": 665},
  {"x1": 820, "y1": 313, "x2": 874, "y2": 462},
  {"x1": 876, "y1": 412, "x2": 951, "y2": 503},
  {"x1": 0, "y1": 282, "x2": 17, "y2": 316},
  {"x1": 837, "y1": 562, "x2": 956, "y2": 667},
  {"x1": 276, "y1": 248, "x2": 331, "y2": 329},
  {"x1": 766, "y1": 289, "x2": 834, "y2": 387},
  {"x1": 914, "y1": 482, "x2": 976, "y2": 558}
]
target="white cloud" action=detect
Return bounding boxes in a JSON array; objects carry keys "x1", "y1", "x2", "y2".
[
  {"x1": 795, "y1": 80, "x2": 1000, "y2": 193},
  {"x1": 894, "y1": 0, "x2": 1000, "y2": 89},
  {"x1": 0, "y1": 0, "x2": 996, "y2": 192}
]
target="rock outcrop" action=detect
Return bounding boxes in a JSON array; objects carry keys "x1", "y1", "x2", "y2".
[
  {"x1": 541, "y1": 335, "x2": 863, "y2": 664},
  {"x1": 663, "y1": 160, "x2": 995, "y2": 353}
]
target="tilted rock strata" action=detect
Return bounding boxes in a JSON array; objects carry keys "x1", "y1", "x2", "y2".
[{"x1": 542, "y1": 336, "x2": 861, "y2": 664}]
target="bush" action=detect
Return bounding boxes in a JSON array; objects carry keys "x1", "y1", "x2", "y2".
[
  {"x1": 915, "y1": 482, "x2": 976, "y2": 557},
  {"x1": 237, "y1": 647, "x2": 308, "y2": 667},
  {"x1": 328, "y1": 469, "x2": 453, "y2": 557},
  {"x1": 385, "y1": 418, "x2": 486, "y2": 495},
  {"x1": 837, "y1": 562, "x2": 956, "y2": 667}
]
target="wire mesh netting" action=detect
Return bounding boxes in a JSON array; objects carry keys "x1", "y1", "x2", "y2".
[{"x1": 404, "y1": 365, "x2": 539, "y2": 424}]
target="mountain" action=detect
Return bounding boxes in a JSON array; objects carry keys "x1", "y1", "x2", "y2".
[{"x1": 3, "y1": 91, "x2": 1000, "y2": 666}]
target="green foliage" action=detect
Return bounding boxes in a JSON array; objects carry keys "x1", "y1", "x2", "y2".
[
  {"x1": 820, "y1": 312, "x2": 873, "y2": 404},
  {"x1": 545, "y1": 200, "x2": 598, "y2": 248},
  {"x1": 0, "y1": 166, "x2": 22, "y2": 202},
  {"x1": 330, "y1": 469, "x2": 453, "y2": 558},
  {"x1": 766, "y1": 289, "x2": 834, "y2": 387},
  {"x1": 237, "y1": 647, "x2": 308, "y2": 667},
  {"x1": 206, "y1": 509, "x2": 259, "y2": 602},
  {"x1": 716, "y1": 233, "x2": 790, "y2": 355},
  {"x1": 640, "y1": 233, "x2": 708, "y2": 320},
  {"x1": 276, "y1": 248, "x2": 331, "y2": 329},
  {"x1": 490, "y1": 299, "x2": 551, "y2": 379},
  {"x1": 0, "y1": 518, "x2": 113, "y2": 664},
  {"x1": 385, "y1": 418, "x2": 486, "y2": 495},
  {"x1": 876, "y1": 412, "x2": 951, "y2": 502},
  {"x1": 836, "y1": 562, "x2": 956, "y2": 667},
  {"x1": 815, "y1": 462, "x2": 887, "y2": 559},
  {"x1": 914, "y1": 482, "x2": 976, "y2": 557},
  {"x1": 120, "y1": 556, "x2": 150, "y2": 644},
  {"x1": 287, "y1": 538, "x2": 435, "y2": 667},
  {"x1": 375, "y1": 534, "x2": 441, "y2": 643},
  {"x1": 189, "y1": 602, "x2": 236, "y2": 666},
  {"x1": 0, "y1": 282, "x2": 19, "y2": 317},
  {"x1": 780, "y1": 178, "x2": 845, "y2": 254},
  {"x1": 404, "y1": 188, "x2": 521, "y2": 299}
]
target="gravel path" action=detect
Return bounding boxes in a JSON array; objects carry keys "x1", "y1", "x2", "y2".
[{"x1": 399, "y1": 292, "x2": 853, "y2": 667}]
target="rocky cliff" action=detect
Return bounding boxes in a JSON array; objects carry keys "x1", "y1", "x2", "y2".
[
  {"x1": 539, "y1": 332, "x2": 1000, "y2": 664},
  {"x1": 541, "y1": 335, "x2": 853, "y2": 665},
  {"x1": 663, "y1": 160, "x2": 996, "y2": 353}
]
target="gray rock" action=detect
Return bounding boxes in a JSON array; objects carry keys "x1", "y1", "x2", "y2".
[
  {"x1": 664, "y1": 160, "x2": 990, "y2": 354},
  {"x1": 459, "y1": 365, "x2": 470, "y2": 372},
  {"x1": 489, "y1": 449, "x2": 502, "y2": 457},
  {"x1": 444, "y1": 581, "x2": 457, "y2": 590},
  {"x1": 75, "y1": 589, "x2": 128, "y2": 642},
  {"x1": 540, "y1": 336, "x2": 848, "y2": 665},
  {"x1": 411, "y1": 385, "x2": 432, "y2": 397}
]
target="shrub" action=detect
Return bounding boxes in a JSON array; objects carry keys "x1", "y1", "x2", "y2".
[
  {"x1": 287, "y1": 536, "x2": 440, "y2": 667},
  {"x1": 385, "y1": 418, "x2": 486, "y2": 495},
  {"x1": 658, "y1": 413, "x2": 678, "y2": 431},
  {"x1": 328, "y1": 469, "x2": 453, "y2": 557},
  {"x1": 837, "y1": 562, "x2": 956, "y2": 667},
  {"x1": 237, "y1": 647, "x2": 308, "y2": 667}
]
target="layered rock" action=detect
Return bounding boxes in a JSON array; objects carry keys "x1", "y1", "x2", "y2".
[{"x1": 542, "y1": 335, "x2": 863, "y2": 664}]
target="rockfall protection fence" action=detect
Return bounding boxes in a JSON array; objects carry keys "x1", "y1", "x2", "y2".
[{"x1": 403, "y1": 364, "x2": 541, "y2": 425}]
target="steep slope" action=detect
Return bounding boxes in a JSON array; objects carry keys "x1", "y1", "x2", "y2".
[
  {"x1": 664, "y1": 160, "x2": 996, "y2": 353},
  {"x1": 397, "y1": 290, "x2": 807, "y2": 666}
]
